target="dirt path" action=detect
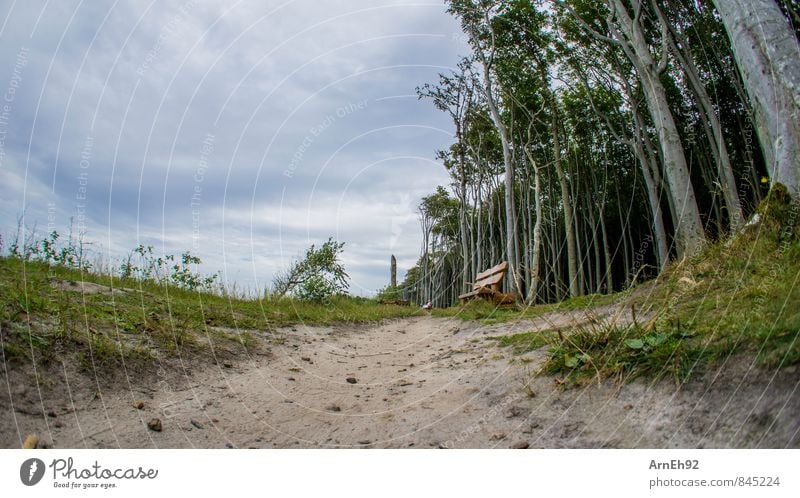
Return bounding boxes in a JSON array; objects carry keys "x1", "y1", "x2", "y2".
[{"x1": 2, "y1": 314, "x2": 799, "y2": 448}]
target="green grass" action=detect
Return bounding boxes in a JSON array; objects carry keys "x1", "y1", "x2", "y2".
[
  {"x1": 0, "y1": 257, "x2": 419, "y2": 373},
  {"x1": 488, "y1": 330, "x2": 558, "y2": 354},
  {"x1": 485, "y1": 190, "x2": 800, "y2": 385}
]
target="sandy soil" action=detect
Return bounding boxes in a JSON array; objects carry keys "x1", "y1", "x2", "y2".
[{"x1": 2, "y1": 312, "x2": 799, "y2": 448}]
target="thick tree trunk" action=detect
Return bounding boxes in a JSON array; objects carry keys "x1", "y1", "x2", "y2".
[
  {"x1": 631, "y1": 103, "x2": 670, "y2": 270},
  {"x1": 714, "y1": 0, "x2": 800, "y2": 195}
]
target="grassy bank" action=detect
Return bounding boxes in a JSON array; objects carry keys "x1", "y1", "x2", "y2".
[
  {"x1": 0, "y1": 256, "x2": 418, "y2": 373},
  {"x1": 478, "y1": 191, "x2": 800, "y2": 385}
]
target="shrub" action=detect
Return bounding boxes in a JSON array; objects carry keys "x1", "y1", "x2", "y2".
[{"x1": 272, "y1": 238, "x2": 350, "y2": 302}]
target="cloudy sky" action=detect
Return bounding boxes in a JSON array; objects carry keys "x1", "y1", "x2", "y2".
[{"x1": 0, "y1": 0, "x2": 469, "y2": 295}]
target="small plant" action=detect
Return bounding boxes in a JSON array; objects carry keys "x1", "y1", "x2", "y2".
[
  {"x1": 170, "y1": 251, "x2": 219, "y2": 291},
  {"x1": 119, "y1": 245, "x2": 218, "y2": 291},
  {"x1": 272, "y1": 238, "x2": 350, "y2": 302}
]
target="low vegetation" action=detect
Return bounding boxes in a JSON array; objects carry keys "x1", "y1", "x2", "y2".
[
  {"x1": 0, "y1": 233, "x2": 417, "y2": 376},
  {"x1": 488, "y1": 189, "x2": 800, "y2": 386}
]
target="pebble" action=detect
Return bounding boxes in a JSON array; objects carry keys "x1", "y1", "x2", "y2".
[
  {"x1": 326, "y1": 405, "x2": 341, "y2": 412},
  {"x1": 510, "y1": 440, "x2": 530, "y2": 449},
  {"x1": 506, "y1": 406, "x2": 525, "y2": 419},
  {"x1": 47, "y1": 411, "x2": 57, "y2": 418},
  {"x1": 134, "y1": 401, "x2": 145, "y2": 410},
  {"x1": 346, "y1": 377, "x2": 358, "y2": 384},
  {"x1": 190, "y1": 419, "x2": 204, "y2": 429},
  {"x1": 147, "y1": 418, "x2": 162, "y2": 432}
]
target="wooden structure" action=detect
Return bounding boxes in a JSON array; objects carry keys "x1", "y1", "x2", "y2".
[{"x1": 458, "y1": 261, "x2": 515, "y2": 305}]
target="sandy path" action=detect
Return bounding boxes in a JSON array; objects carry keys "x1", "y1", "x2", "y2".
[{"x1": 3, "y1": 315, "x2": 799, "y2": 448}]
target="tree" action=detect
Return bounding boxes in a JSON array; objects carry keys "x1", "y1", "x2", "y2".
[
  {"x1": 713, "y1": 0, "x2": 800, "y2": 196},
  {"x1": 272, "y1": 238, "x2": 349, "y2": 301},
  {"x1": 448, "y1": 0, "x2": 523, "y2": 300}
]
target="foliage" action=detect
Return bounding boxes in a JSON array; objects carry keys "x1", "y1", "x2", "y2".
[
  {"x1": 376, "y1": 285, "x2": 403, "y2": 302},
  {"x1": 117, "y1": 245, "x2": 220, "y2": 291},
  {"x1": 7, "y1": 225, "x2": 92, "y2": 270},
  {"x1": 272, "y1": 238, "x2": 350, "y2": 302}
]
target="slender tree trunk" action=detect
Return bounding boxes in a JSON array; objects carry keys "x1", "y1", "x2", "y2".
[
  {"x1": 553, "y1": 114, "x2": 580, "y2": 297},
  {"x1": 654, "y1": 1, "x2": 745, "y2": 228},
  {"x1": 479, "y1": 57, "x2": 520, "y2": 299},
  {"x1": 524, "y1": 140, "x2": 544, "y2": 304},
  {"x1": 608, "y1": 0, "x2": 706, "y2": 257},
  {"x1": 599, "y1": 209, "x2": 613, "y2": 293}
]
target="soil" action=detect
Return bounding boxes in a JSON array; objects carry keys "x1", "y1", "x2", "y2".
[{"x1": 2, "y1": 310, "x2": 799, "y2": 449}]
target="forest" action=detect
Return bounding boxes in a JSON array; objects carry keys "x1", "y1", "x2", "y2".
[{"x1": 402, "y1": 0, "x2": 800, "y2": 307}]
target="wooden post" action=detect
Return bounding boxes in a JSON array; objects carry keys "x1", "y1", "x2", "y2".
[{"x1": 390, "y1": 255, "x2": 397, "y2": 288}]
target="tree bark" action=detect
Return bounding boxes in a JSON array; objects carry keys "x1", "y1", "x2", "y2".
[
  {"x1": 553, "y1": 113, "x2": 581, "y2": 297},
  {"x1": 713, "y1": 0, "x2": 800, "y2": 195}
]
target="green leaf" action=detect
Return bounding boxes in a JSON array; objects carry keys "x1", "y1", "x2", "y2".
[
  {"x1": 625, "y1": 338, "x2": 644, "y2": 350},
  {"x1": 564, "y1": 355, "x2": 579, "y2": 368},
  {"x1": 645, "y1": 333, "x2": 667, "y2": 347}
]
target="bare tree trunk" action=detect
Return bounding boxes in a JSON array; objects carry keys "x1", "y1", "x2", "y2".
[
  {"x1": 631, "y1": 103, "x2": 670, "y2": 270},
  {"x1": 524, "y1": 136, "x2": 544, "y2": 304},
  {"x1": 713, "y1": 0, "x2": 800, "y2": 195},
  {"x1": 479, "y1": 60, "x2": 520, "y2": 298},
  {"x1": 653, "y1": 1, "x2": 745, "y2": 228},
  {"x1": 553, "y1": 114, "x2": 580, "y2": 297},
  {"x1": 599, "y1": 209, "x2": 613, "y2": 292},
  {"x1": 608, "y1": 0, "x2": 706, "y2": 257}
]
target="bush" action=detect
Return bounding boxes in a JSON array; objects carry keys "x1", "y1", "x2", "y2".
[
  {"x1": 376, "y1": 285, "x2": 402, "y2": 302},
  {"x1": 273, "y1": 238, "x2": 350, "y2": 302}
]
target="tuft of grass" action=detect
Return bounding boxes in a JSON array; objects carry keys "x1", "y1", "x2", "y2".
[
  {"x1": 539, "y1": 321, "x2": 721, "y2": 387},
  {"x1": 488, "y1": 330, "x2": 557, "y2": 354}
]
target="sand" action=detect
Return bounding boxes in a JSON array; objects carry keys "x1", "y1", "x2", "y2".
[{"x1": 2, "y1": 312, "x2": 799, "y2": 448}]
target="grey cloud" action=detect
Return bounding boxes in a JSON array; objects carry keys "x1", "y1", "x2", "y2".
[{"x1": 0, "y1": 0, "x2": 468, "y2": 294}]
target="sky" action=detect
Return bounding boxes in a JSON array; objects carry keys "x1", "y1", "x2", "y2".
[{"x1": 0, "y1": 0, "x2": 470, "y2": 296}]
